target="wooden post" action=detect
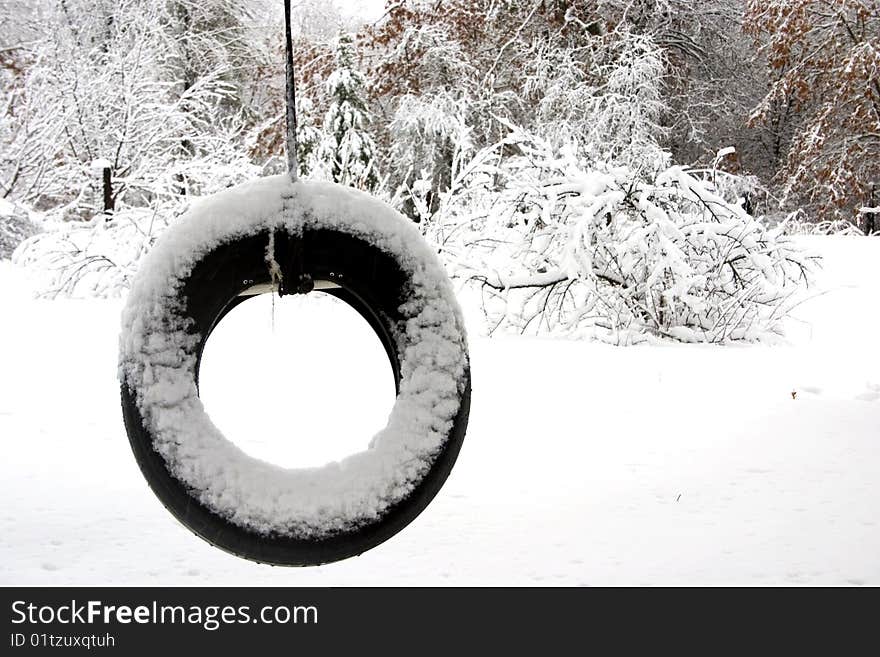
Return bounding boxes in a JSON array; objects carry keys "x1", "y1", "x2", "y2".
[
  {"x1": 867, "y1": 183, "x2": 876, "y2": 236},
  {"x1": 102, "y1": 165, "x2": 114, "y2": 217},
  {"x1": 91, "y1": 159, "x2": 114, "y2": 219}
]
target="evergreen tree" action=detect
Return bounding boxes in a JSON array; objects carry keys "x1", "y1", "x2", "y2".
[
  {"x1": 322, "y1": 31, "x2": 378, "y2": 191},
  {"x1": 296, "y1": 96, "x2": 327, "y2": 179}
]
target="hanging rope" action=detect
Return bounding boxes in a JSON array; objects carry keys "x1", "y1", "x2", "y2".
[
  {"x1": 268, "y1": 0, "x2": 311, "y2": 297},
  {"x1": 284, "y1": 0, "x2": 298, "y2": 181}
]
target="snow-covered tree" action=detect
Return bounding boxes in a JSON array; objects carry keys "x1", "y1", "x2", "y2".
[
  {"x1": 524, "y1": 28, "x2": 667, "y2": 168},
  {"x1": 388, "y1": 93, "x2": 472, "y2": 221},
  {"x1": 2, "y1": 0, "x2": 262, "y2": 296},
  {"x1": 165, "y1": 0, "x2": 270, "y2": 111},
  {"x1": 745, "y1": 0, "x2": 880, "y2": 224},
  {"x1": 588, "y1": 31, "x2": 668, "y2": 167},
  {"x1": 322, "y1": 31, "x2": 378, "y2": 191},
  {"x1": 0, "y1": 0, "x2": 261, "y2": 216},
  {"x1": 364, "y1": 1, "x2": 578, "y2": 213},
  {"x1": 295, "y1": 95, "x2": 330, "y2": 179}
]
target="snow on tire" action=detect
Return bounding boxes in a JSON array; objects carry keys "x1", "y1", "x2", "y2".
[{"x1": 118, "y1": 176, "x2": 470, "y2": 565}]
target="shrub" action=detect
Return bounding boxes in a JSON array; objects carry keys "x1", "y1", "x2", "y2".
[
  {"x1": 427, "y1": 127, "x2": 818, "y2": 343},
  {"x1": 0, "y1": 198, "x2": 41, "y2": 260}
]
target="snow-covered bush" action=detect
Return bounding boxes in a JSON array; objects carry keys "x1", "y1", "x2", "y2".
[
  {"x1": 12, "y1": 206, "x2": 174, "y2": 298},
  {"x1": 687, "y1": 147, "x2": 768, "y2": 214},
  {"x1": 427, "y1": 127, "x2": 817, "y2": 343},
  {"x1": 775, "y1": 210, "x2": 866, "y2": 237},
  {"x1": 0, "y1": 198, "x2": 41, "y2": 260}
]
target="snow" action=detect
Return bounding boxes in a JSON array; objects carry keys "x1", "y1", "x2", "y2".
[
  {"x1": 1, "y1": 235, "x2": 879, "y2": 585},
  {"x1": 199, "y1": 294, "x2": 397, "y2": 469},
  {"x1": 0, "y1": 199, "x2": 41, "y2": 261},
  {"x1": 90, "y1": 158, "x2": 112, "y2": 172},
  {"x1": 118, "y1": 176, "x2": 468, "y2": 538}
]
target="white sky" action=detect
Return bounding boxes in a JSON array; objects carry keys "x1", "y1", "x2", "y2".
[{"x1": 333, "y1": 0, "x2": 386, "y2": 22}]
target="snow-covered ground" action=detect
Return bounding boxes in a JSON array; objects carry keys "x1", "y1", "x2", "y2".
[{"x1": 1, "y1": 235, "x2": 878, "y2": 585}]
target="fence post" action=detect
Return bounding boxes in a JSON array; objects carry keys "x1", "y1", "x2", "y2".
[
  {"x1": 102, "y1": 165, "x2": 114, "y2": 217},
  {"x1": 867, "y1": 183, "x2": 877, "y2": 236},
  {"x1": 90, "y1": 158, "x2": 114, "y2": 219}
]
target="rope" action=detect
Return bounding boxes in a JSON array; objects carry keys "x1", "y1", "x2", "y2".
[
  {"x1": 271, "y1": 0, "x2": 311, "y2": 299},
  {"x1": 284, "y1": 0, "x2": 298, "y2": 181}
]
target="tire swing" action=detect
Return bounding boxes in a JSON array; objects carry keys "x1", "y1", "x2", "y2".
[{"x1": 118, "y1": 1, "x2": 470, "y2": 566}]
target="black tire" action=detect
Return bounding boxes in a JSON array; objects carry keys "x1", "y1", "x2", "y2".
[{"x1": 121, "y1": 226, "x2": 470, "y2": 566}]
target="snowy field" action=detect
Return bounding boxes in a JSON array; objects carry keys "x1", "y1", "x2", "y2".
[{"x1": 1, "y1": 235, "x2": 878, "y2": 586}]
